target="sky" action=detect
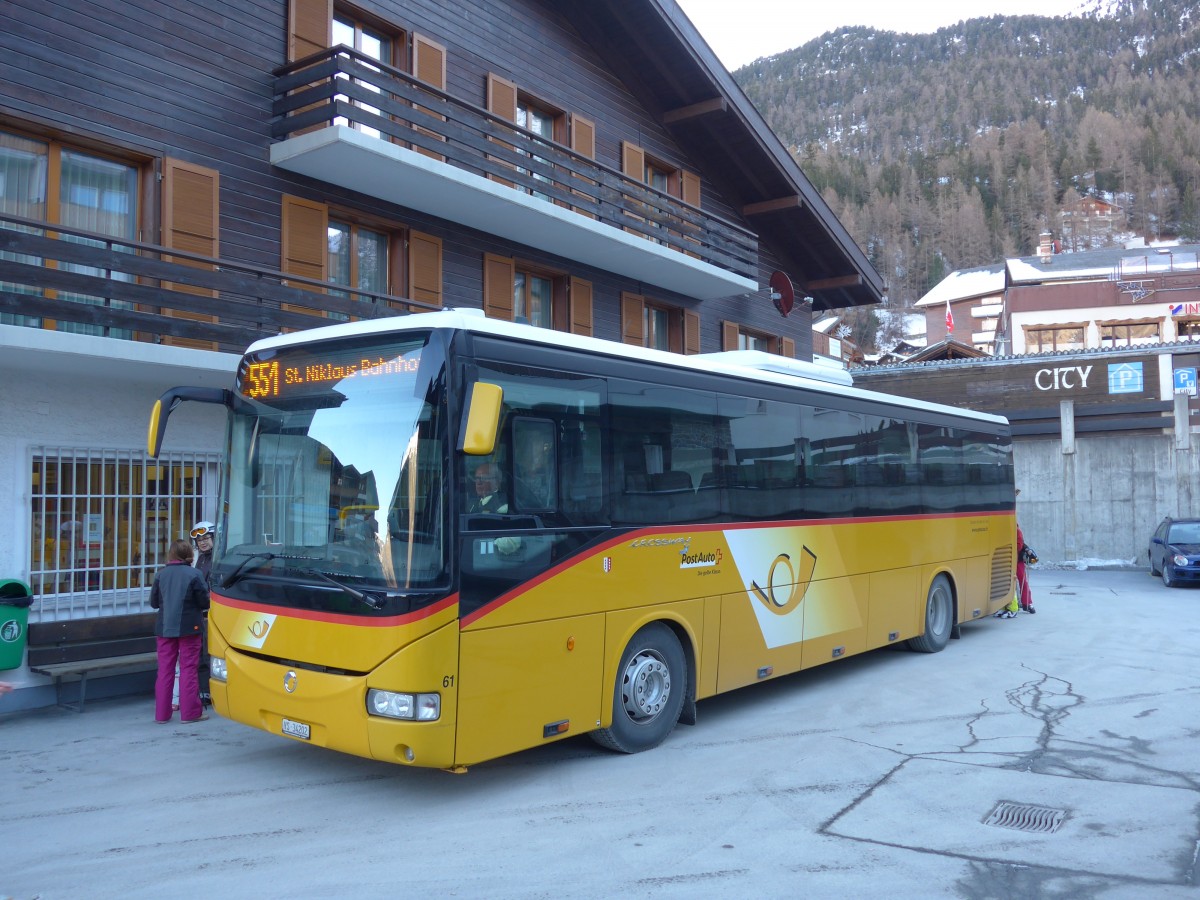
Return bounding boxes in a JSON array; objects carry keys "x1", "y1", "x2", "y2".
[{"x1": 676, "y1": 0, "x2": 1088, "y2": 70}]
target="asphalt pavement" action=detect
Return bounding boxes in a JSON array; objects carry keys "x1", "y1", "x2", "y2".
[{"x1": 3, "y1": 566, "x2": 1199, "y2": 899}]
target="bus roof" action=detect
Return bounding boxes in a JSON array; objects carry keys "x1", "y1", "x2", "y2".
[{"x1": 244, "y1": 309, "x2": 1009, "y2": 427}]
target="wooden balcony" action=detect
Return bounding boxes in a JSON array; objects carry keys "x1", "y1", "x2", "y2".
[
  {"x1": 271, "y1": 47, "x2": 759, "y2": 300},
  {"x1": 0, "y1": 213, "x2": 423, "y2": 353}
]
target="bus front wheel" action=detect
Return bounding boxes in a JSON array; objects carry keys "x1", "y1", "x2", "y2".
[
  {"x1": 908, "y1": 574, "x2": 954, "y2": 653},
  {"x1": 591, "y1": 622, "x2": 686, "y2": 754}
]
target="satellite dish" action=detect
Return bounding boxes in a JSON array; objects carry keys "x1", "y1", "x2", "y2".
[{"x1": 769, "y1": 270, "x2": 795, "y2": 317}]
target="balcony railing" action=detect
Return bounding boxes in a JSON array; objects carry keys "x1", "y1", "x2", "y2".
[
  {"x1": 272, "y1": 46, "x2": 758, "y2": 286},
  {"x1": 0, "y1": 212, "x2": 426, "y2": 353}
]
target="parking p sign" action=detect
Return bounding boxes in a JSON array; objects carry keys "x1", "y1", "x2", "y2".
[{"x1": 1175, "y1": 367, "x2": 1198, "y2": 396}]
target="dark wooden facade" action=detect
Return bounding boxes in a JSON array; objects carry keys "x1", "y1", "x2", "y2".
[{"x1": 0, "y1": 0, "x2": 882, "y2": 359}]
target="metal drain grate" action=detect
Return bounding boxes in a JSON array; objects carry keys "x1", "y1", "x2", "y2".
[{"x1": 983, "y1": 801, "x2": 1066, "y2": 833}]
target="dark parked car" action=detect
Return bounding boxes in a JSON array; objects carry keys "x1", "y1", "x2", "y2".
[{"x1": 1148, "y1": 517, "x2": 1200, "y2": 587}]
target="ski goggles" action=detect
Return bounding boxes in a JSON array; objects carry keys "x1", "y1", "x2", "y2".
[{"x1": 190, "y1": 525, "x2": 214, "y2": 539}]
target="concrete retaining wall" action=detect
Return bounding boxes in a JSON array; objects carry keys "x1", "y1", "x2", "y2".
[{"x1": 1014, "y1": 433, "x2": 1200, "y2": 566}]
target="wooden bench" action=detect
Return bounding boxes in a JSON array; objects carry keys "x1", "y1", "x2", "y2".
[{"x1": 27, "y1": 613, "x2": 158, "y2": 712}]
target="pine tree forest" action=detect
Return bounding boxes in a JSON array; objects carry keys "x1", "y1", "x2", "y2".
[{"x1": 734, "y1": 0, "x2": 1200, "y2": 348}]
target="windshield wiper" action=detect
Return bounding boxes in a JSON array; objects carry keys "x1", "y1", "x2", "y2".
[
  {"x1": 220, "y1": 552, "x2": 321, "y2": 589},
  {"x1": 310, "y1": 570, "x2": 385, "y2": 610}
]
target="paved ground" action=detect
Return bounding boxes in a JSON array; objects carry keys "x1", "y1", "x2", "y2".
[{"x1": 3, "y1": 567, "x2": 1199, "y2": 899}]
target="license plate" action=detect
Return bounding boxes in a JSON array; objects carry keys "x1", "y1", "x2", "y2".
[{"x1": 281, "y1": 718, "x2": 311, "y2": 740}]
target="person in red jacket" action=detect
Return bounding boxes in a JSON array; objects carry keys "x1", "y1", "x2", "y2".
[
  {"x1": 1017, "y1": 523, "x2": 1036, "y2": 614},
  {"x1": 151, "y1": 538, "x2": 210, "y2": 723}
]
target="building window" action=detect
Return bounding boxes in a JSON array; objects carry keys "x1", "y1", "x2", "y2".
[
  {"x1": 621, "y1": 292, "x2": 699, "y2": 354},
  {"x1": 0, "y1": 128, "x2": 140, "y2": 337},
  {"x1": 721, "y1": 320, "x2": 795, "y2": 358},
  {"x1": 514, "y1": 266, "x2": 556, "y2": 329},
  {"x1": 644, "y1": 156, "x2": 677, "y2": 195},
  {"x1": 1100, "y1": 322, "x2": 1159, "y2": 347},
  {"x1": 484, "y1": 253, "x2": 591, "y2": 334},
  {"x1": 516, "y1": 94, "x2": 564, "y2": 201},
  {"x1": 332, "y1": 12, "x2": 401, "y2": 139},
  {"x1": 644, "y1": 304, "x2": 672, "y2": 351},
  {"x1": 1178, "y1": 320, "x2": 1200, "y2": 341},
  {"x1": 739, "y1": 330, "x2": 773, "y2": 352},
  {"x1": 327, "y1": 218, "x2": 390, "y2": 319},
  {"x1": 1025, "y1": 326, "x2": 1085, "y2": 353},
  {"x1": 29, "y1": 449, "x2": 221, "y2": 616}
]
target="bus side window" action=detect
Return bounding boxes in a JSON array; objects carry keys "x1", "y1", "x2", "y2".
[
  {"x1": 512, "y1": 418, "x2": 557, "y2": 511},
  {"x1": 560, "y1": 419, "x2": 604, "y2": 522}
]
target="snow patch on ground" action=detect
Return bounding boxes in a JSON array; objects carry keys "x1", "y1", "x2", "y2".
[{"x1": 1035, "y1": 558, "x2": 1138, "y2": 571}]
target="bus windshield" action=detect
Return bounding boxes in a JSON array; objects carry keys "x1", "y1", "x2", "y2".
[{"x1": 217, "y1": 332, "x2": 449, "y2": 613}]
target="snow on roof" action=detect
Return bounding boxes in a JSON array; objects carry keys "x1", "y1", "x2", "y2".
[
  {"x1": 1007, "y1": 243, "x2": 1200, "y2": 285},
  {"x1": 813, "y1": 316, "x2": 840, "y2": 334},
  {"x1": 914, "y1": 265, "x2": 1006, "y2": 307}
]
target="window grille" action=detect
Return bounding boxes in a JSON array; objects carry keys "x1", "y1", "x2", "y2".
[{"x1": 29, "y1": 447, "x2": 221, "y2": 622}]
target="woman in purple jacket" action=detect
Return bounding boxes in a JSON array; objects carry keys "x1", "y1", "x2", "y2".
[{"x1": 150, "y1": 538, "x2": 210, "y2": 723}]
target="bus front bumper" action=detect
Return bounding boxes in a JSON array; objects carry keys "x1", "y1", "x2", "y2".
[{"x1": 209, "y1": 647, "x2": 458, "y2": 769}]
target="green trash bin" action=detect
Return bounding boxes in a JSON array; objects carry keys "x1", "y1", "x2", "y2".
[{"x1": 0, "y1": 579, "x2": 33, "y2": 671}]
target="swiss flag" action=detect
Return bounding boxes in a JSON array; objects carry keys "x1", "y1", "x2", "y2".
[{"x1": 945, "y1": 300, "x2": 954, "y2": 333}]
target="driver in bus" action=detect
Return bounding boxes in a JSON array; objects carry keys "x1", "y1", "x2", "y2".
[{"x1": 470, "y1": 463, "x2": 509, "y2": 514}]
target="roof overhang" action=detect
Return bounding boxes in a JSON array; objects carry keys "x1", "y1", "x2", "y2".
[{"x1": 561, "y1": 0, "x2": 885, "y2": 310}]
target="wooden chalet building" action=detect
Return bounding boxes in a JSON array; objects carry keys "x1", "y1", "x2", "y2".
[{"x1": 0, "y1": 0, "x2": 881, "y2": 707}]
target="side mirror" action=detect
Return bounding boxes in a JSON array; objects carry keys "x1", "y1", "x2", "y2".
[
  {"x1": 460, "y1": 382, "x2": 503, "y2": 456},
  {"x1": 148, "y1": 386, "x2": 231, "y2": 458}
]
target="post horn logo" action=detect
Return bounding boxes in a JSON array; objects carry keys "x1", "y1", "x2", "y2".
[
  {"x1": 284, "y1": 670, "x2": 298, "y2": 693},
  {"x1": 750, "y1": 547, "x2": 818, "y2": 616},
  {"x1": 248, "y1": 619, "x2": 271, "y2": 639}
]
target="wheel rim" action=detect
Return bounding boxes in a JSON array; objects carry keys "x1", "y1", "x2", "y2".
[
  {"x1": 620, "y1": 649, "x2": 672, "y2": 723},
  {"x1": 929, "y1": 583, "x2": 952, "y2": 635}
]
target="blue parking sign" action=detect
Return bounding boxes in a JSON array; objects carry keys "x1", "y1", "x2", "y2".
[
  {"x1": 1108, "y1": 362, "x2": 1143, "y2": 394},
  {"x1": 1175, "y1": 367, "x2": 1198, "y2": 395}
]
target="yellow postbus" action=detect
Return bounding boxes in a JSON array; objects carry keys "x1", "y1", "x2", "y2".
[{"x1": 148, "y1": 309, "x2": 1015, "y2": 770}]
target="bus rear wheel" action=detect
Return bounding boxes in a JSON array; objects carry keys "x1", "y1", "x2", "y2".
[
  {"x1": 591, "y1": 622, "x2": 686, "y2": 754},
  {"x1": 908, "y1": 574, "x2": 954, "y2": 653}
]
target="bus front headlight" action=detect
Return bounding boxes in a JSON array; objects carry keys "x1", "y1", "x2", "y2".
[
  {"x1": 210, "y1": 657, "x2": 227, "y2": 682},
  {"x1": 367, "y1": 689, "x2": 440, "y2": 721}
]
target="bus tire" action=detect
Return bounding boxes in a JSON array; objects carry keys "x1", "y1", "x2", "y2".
[
  {"x1": 908, "y1": 574, "x2": 954, "y2": 653},
  {"x1": 591, "y1": 622, "x2": 686, "y2": 754}
]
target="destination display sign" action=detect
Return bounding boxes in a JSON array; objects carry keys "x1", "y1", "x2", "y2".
[{"x1": 237, "y1": 344, "x2": 423, "y2": 400}]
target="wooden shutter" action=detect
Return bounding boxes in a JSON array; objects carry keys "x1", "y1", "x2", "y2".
[
  {"x1": 286, "y1": 0, "x2": 331, "y2": 136},
  {"x1": 160, "y1": 159, "x2": 219, "y2": 350},
  {"x1": 621, "y1": 142, "x2": 645, "y2": 180},
  {"x1": 621, "y1": 142, "x2": 647, "y2": 235},
  {"x1": 288, "y1": 0, "x2": 330, "y2": 62},
  {"x1": 483, "y1": 253, "x2": 515, "y2": 320},
  {"x1": 569, "y1": 114, "x2": 597, "y2": 219},
  {"x1": 486, "y1": 73, "x2": 518, "y2": 187},
  {"x1": 487, "y1": 73, "x2": 517, "y2": 120},
  {"x1": 412, "y1": 34, "x2": 447, "y2": 161},
  {"x1": 682, "y1": 170, "x2": 701, "y2": 208},
  {"x1": 408, "y1": 230, "x2": 443, "y2": 309},
  {"x1": 721, "y1": 320, "x2": 739, "y2": 351},
  {"x1": 569, "y1": 277, "x2": 593, "y2": 336},
  {"x1": 570, "y1": 115, "x2": 595, "y2": 160},
  {"x1": 781, "y1": 336, "x2": 796, "y2": 358},
  {"x1": 281, "y1": 195, "x2": 327, "y2": 321},
  {"x1": 684, "y1": 310, "x2": 700, "y2": 355},
  {"x1": 621, "y1": 291, "x2": 645, "y2": 346}
]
